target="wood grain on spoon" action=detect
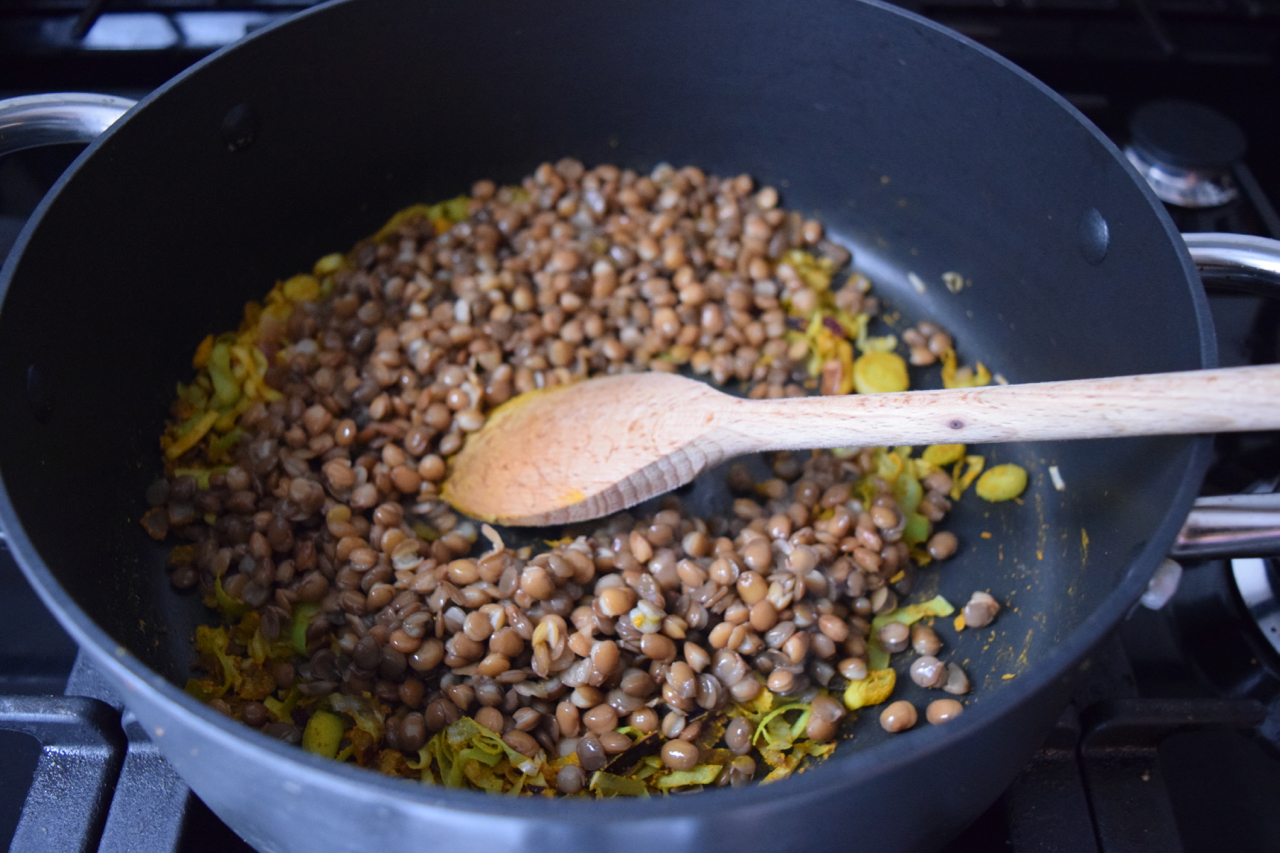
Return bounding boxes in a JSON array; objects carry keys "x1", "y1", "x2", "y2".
[{"x1": 441, "y1": 364, "x2": 1280, "y2": 527}]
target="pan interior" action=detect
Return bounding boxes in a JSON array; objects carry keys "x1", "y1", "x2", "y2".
[{"x1": 0, "y1": 0, "x2": 1207, "y2": 775}]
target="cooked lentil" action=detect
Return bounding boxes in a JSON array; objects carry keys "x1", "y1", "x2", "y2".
[
  {"x1": 925, "y1": 698, "x2": 964, "y2": 725},
  {"x1": 908, "y1": 655, "x2": 947, "y2": 689},
  {"x1": 943, "y1": 662, "x2": 972, "y2": 696},
  {"x1": 962, "y1": 591, "x2": 1001, "y2": 629},
  {"x1": 879, "y1": 700, "x2": 918, "y2": 733},
  {"x1": 660, "y1": 738, "x2": 701, "y2": 771},
  {"x1": 724, "y1": 717, "x2": 754, "y2": 755},
  {"x1": 910, "y1": 624, "x2": 943, "y2": 657},
  {"x1": 804, "y1": 695, "x2": 846, "y2": 743},
  {"x1": 878, "y1": 622, "x2": 911, "y2": 654},
  {"x1": 556, "y1": 764, "x2": 586, "y2": 794},
  {"x1": 925, "y1": 531, "x2": 958, "y2": 561},
  {"x1": 151, "y1": 160, "x2": 1004, "y2": 797}
]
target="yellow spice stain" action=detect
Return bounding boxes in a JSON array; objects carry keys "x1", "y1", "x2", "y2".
[
  {"x1": 980, "y1": 531, "x2": 992, "y2": 539},
  {"x1": 1002, "y1": 674, "x2": 1016, "y2": 680},
  {"x1": 1034, "y1": 491, "x2": 1047, "y2": 557},
  {"x1": 954, "y1": 614, "x2": 966, "y2": 631},
  {"x1": 1016, "y1": 630, "x2": 1033, "y2": 666},
  {"x1": 1081, "y1": 527, "x2": 1090, "y2": 562}
]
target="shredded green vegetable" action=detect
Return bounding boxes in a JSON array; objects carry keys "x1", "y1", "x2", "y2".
[{"x1": 871, "y1": 596, "x2": 956, "y2": 633}]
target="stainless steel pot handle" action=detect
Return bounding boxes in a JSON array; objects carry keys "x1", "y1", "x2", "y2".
[
  {"x1": 0, "y1": 93, "x2": 136, "y2": 158},
  {"x1": 1171, "y1": 232, "x2": 1280, "y2": 561},
  {"x1": 1173, "y1": 493, "x2": 1280, "y2": 558},
  {"x1": 0, "y1": 93, "x2": 137, "y2": 548},
  {"x1": 1184, "y1": 231, "x2": 1280, "y2": 296}
]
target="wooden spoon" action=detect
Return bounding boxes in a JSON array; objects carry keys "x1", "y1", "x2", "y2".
[{"x1": 441, "y1": 364, "x2": 1280, "y2": 526}]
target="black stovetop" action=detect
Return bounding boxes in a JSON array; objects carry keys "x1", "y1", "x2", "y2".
[{"x1": 3, "y1": 3, "x2": 1280, "y2": 851}]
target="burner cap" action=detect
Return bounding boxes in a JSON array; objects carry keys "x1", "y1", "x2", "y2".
[{"x1": 1130, "y1": 99, "x2": 1246, "y2": 172}]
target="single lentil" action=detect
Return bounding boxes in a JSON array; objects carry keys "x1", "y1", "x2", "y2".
[
  {"x1": 926, "y1": 698, "x2": 964, "y2": 724},
  {"x1": 880, "y1": 701, "x2": 918, "y2": 733}
]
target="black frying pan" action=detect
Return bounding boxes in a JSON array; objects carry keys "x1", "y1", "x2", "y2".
[{"x1": 0, "y1": 0, "x2": 1233, "y2": 850}]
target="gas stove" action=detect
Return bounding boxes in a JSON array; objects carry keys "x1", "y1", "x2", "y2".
[{"x1": 3, "y1": 2, "x2": 1280, "y2": 851}]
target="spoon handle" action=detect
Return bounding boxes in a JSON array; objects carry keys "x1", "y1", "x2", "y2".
[{"x1": 736, "y1": 363, "x2": 1280, "y2": 451}]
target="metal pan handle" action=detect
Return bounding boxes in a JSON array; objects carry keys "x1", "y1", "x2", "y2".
[
  {"x1": 1184, "y1": 232, "x2": 1280, "y2": 295},
  {"x1": 0, "y1": 93, "x2": 136, "y2": 157},
  {"x1": 1173, "y1": 492, "x2": 1280, "y2": 558},
  {"x1": 0, "y1": 93, "x2": 137, "y2": 547},
  {"x1": 1171, "y1": 232, "x2": 1280, "y2": 559}
]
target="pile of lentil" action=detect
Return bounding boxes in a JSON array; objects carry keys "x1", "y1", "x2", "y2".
[{"x1": 144, "y1": 159, "x2": 1009, "y2": 796}]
